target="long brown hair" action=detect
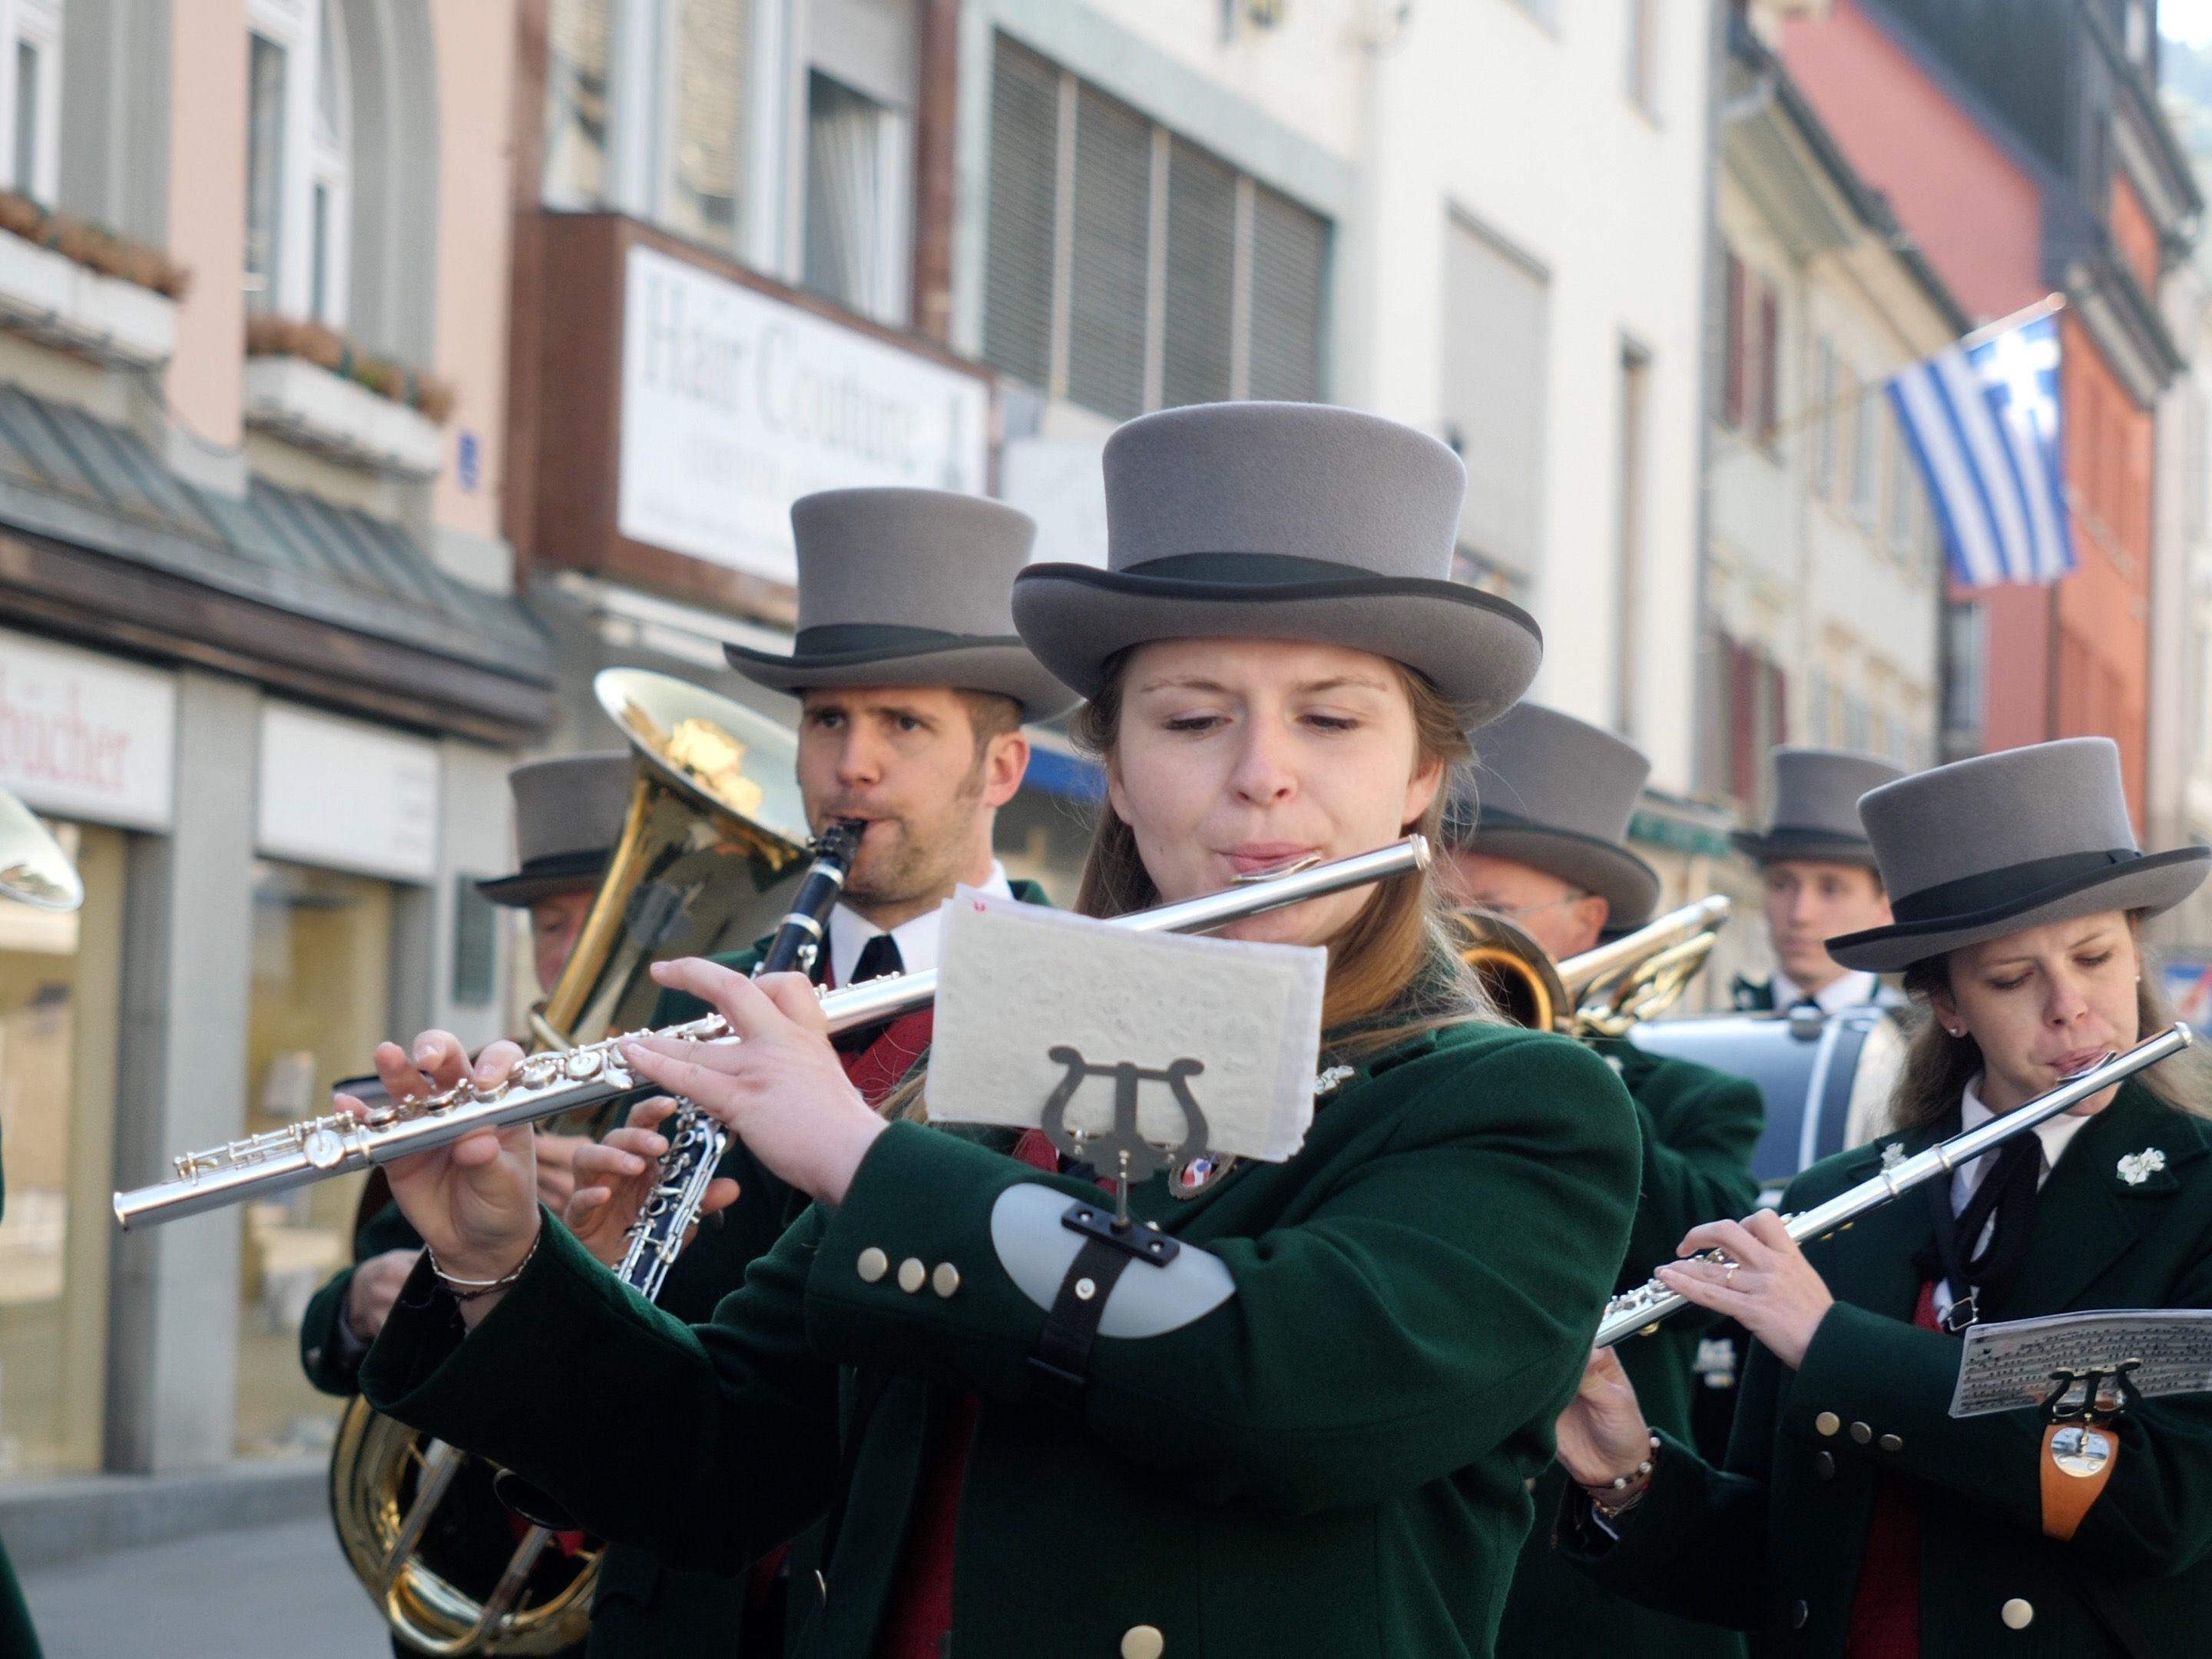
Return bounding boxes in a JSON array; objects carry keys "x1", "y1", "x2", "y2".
[
  {"x1": 1887, "y1": 913, "x2": 2209, "y2": 1133},
  {"x1": 1066, "y1": 647, "x2": 1495, "y2": 1055}
]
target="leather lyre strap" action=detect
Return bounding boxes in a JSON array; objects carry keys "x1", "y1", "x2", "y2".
[{"x1": 2040, "y1": 1421, "x2": 2119, "y2": 1541}]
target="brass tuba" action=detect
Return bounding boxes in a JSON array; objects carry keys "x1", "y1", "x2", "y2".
[
  {"x1": 1455, "y1": 894, "x2": 1733, "y2": 1038},
  {"x1": 329, "y1": 668, "x2": 811, "y2": 1655}
]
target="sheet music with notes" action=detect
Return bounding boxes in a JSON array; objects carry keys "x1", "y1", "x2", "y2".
[
  {"x1": 925, "y1": 886, "x2": 1327, "y2": 1164},
  {"x1": 1949, "y1": 1310, "x2": 2212, "y2": 1418}
]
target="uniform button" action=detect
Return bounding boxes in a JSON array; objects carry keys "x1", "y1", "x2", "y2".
[
  {"x1": 1879, "y1": 1433, "x2": 1903, "y2": 1453},
  {"x1": 1815, "y1": 1412, "x2": 1840, "y2": 1436},
  {"x1": 1813, "y1": 1452, "x2": 1835, "y2": 1479},
  {"x1": 1790, "y1": 1599, "x2": 1809, "y2": 1629},
  {"x1": 931, "y1": 1262, "x2": 961, "y2": 1298},
  {"x1": 897, "y1": 1257, "x2": 926, "y2": 1294},
  {"x1": 2001, "y1": 1598, "x2": 2034, "y2": 1630},
  {"x1": 1121, "y1": 1624, "x2": 1165, "y2": 1659},
  {"x1": 1849, "y1": 1421, "x2": 1873, "y2": 1445},
  {"x1": 856, "y1": 1247, "x2": 888, "y2": 1284}
]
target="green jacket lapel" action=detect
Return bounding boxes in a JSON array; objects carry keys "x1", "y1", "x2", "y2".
[{"x1": 1997, "y1": 1081, "x2": 2209, "y2": 1320}]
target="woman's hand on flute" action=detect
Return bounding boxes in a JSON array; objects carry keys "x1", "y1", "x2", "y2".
[
  {"x1": 1655, "y1": 1210, "x2": 1834, "y2": 1371},
  {"x1": 621, "y1": 960, "x2": 887, "y2": 1207},
  {"x1": 336, "y1": 1030, "x2": 541, "y2": 1326},
  {"x1": 1555, "y1": 1346, "x2": 1654, "y2": 1490},
  {"x1": 564, "y1": 1096, "x2": 743, "y2": 1267}
]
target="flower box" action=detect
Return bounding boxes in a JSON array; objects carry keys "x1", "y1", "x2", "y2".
[
  {"x1": 243, "y1": 354, "x2": 445, "y2": 478},
  {"x1": 0, "y1": 224, "x2": 177, "y2": 367}
]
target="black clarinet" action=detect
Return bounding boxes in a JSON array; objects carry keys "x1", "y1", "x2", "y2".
[
  {"x1": 614, "y1": 816, "x2": 866, "y2": 1300},
  {"x1": 754, "y1": 817, "x2": 866, "y2": 977}
]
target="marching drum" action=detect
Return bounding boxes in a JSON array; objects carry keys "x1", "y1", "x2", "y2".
[{"x1": 1628, "y1": 1005, "x2": 1907, "y2": 1202}]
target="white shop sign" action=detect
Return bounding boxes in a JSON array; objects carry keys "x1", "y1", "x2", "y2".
[
  {"x1": 0, "y1": 628, "x2": 175, "y2": 830},
  {"x1": 257, "y1": 702, "x2": 439, "y2": 882},
  {"x1": 618, "y1": 243, "x2": 990, "y2": 584}
]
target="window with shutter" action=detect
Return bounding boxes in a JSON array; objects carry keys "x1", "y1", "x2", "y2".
[
  {"x1": 1755, "y1": 283, "x2": 1779, "y2": 442},
  {"x1": 1162, "y1": 137, "x2": 1236, "y2": 409},
  {"x1": 982, "y1": 38, "x2": 1059, "y2": 390},
  {"x1": 1066, "y1": 83, "x2": 1151, "y2": 422},
  {"x1": 1248, "y1": 184, "x2": 1326, "y2": 402},
  {"x1": 1442, "y1": 215, "x2": 1548, "y2": 580},
  {"x1": 981, "y1": 34, "x2": 1332, "y2": 418},
  {"x1": 1721, "y1": 250, "x2": 1745, "y2": 429}
]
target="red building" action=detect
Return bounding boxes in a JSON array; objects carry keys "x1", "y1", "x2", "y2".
[{"x1": 1778, "y1": 0, "x2": 2194, "y2": 826}]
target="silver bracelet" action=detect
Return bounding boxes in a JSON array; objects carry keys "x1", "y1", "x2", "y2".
[{"x1": 426, "y1": 1227, "x2": 541, "y2": 1303}]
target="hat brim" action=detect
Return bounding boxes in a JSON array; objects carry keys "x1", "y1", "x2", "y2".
[
  {"x1": 1729, "y1": 828, "x2": 1882, "y2": 868},
  {"x1": 1826, "y1": 846, "x2": 2212, "y2": 973},
  {"x1": 476, "y1": 857, "x2": 611, "y2": 908},
  {"x1": 724, "y1": 636, "x2": 1081, "y2": 723},
  {"x1": 1454, "y1": 824, "x2": 1661, "y2": 929},
  {"x1": 1010, "y1": 565, "x2": 1541, "y2": 731}
]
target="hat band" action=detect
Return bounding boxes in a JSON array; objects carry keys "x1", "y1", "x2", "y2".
[
  {"x1": 508, "y1": 849, "x2": 610, "y2": 885},
  {"x1": 793, "y1": 623, "x2": 979, "y2": 655},
  {"x1": 1889, "y1": 846, "x2": 2141, "y2": 926},
  {"x1": 1118, "y1": 551, "x2": 1380, "y2": 585}
]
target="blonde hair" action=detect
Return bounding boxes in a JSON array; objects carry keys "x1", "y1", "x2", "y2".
[{"x1": 1889, "y1": 912, "x2": 2210, "y2": 1131}]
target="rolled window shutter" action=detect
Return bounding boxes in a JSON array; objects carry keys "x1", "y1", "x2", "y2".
[
  {"x1": 1066, "y1": 83, "x2": 1151, "y2": 422},
  {"x1": 982, "y1": 36, "x2": 1058, "y2": 389},
  {"x1": 1162, "y1": 137, "x2": 1235, "y2": 409},
  {"x1": 1247, "y1": 184, "x2": 1326, "y2": 402}
]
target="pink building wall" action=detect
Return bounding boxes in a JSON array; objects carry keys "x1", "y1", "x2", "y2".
[
  {"x1": 429, "y1": 0, "x2": 517, "y2": 545},
  {"x1": 165, "y1": 0, "x2": 248, "y2": 447}
]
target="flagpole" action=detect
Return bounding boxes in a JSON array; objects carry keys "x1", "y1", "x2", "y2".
[{"x1": 1959, "y1": 291, "x2": 2067, "y2": 352}]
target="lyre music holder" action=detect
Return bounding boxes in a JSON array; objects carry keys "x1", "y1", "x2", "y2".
[
  {"x1": 1027, "y1": 1046, "x2": 1215, "y2": 1411},
  {"x1": 1040, "y1": 1045, "x2": 1210, "y2": 1232}
]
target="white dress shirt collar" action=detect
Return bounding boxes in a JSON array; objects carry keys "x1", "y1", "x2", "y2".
[
  {"x1": 1772, "y1": 966, "x2": 1887, "y2": 1016},
  {"x1": 826, "y1": 860, "x2": 1013, "y2": 987}
]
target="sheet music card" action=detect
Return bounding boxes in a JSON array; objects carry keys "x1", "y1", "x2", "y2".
[
  {"x1": 925, "y1": 888, "x2": 1327, "y2": 1164},
  {"x1": 1949, "y1": 1309, "x2": 2212, "y2": 1419}
]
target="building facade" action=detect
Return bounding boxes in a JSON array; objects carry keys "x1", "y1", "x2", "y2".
[
  {"x1": 1697, "y1": 7, "x2": 1964, "y2": 992},
  {"x1": 0, "y1": 0, "x2": 550, "y2": 1528},
  {"x1": 1782, "y1": 0, "x2": 2195, "y2": 829}
]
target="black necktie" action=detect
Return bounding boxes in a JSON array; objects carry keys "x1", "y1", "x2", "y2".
[
  {"x1": 850, "y1": 932, "x2": 903, "y2": 985},
  {"x1": 1919, "y1": 1134, "x2": 2044, "y2": 1328},
  {"x1": 833, "y1": 933, "x2": 906, "y2": 1053}
]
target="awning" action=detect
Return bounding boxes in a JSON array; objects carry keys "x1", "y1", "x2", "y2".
[{"x1": 0, "y1": 382, "x2": 554, "y2": 742}]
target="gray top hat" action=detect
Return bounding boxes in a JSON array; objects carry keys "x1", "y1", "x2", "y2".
[
  {"x1": 1730, "y1": 747, "x2": 1907, "y2": 866},
  {"x1": 1444, "y1": 703, "x2": 1661, "y2": 927},
  {"x1": 724, "y1": 488, "x2": 1078, "y2": 721},
  {"x1": 1009, "y1": 402, "x2": 1541, "y2": 730},
  {"x1": 476, "y1": 751, "x2": 633, "y2": 907},
  {"x1": 1828, "y1": 737, "x2": 2210, "y2": 972}
]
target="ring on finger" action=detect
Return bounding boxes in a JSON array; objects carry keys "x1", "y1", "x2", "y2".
[{"x1": 1724, "y1": 1261, "x2": 1740, "y2": 1287}]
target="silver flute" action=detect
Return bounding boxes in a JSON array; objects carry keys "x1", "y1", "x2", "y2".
[
  {"x1": 1594, "y1": 1022, "x2": 2194, "y2": 1349},
  {"x1": 114, "y1": 836, "x2": 1430, "y2": 1230}
]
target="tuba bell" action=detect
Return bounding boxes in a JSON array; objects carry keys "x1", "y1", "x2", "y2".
[
  {"x1": 1455, "y1": 894, "x2": 1733, "y2": 1038},
  {"x1": 329, "y1": 668, "x2": 811, "y2": 1655}
]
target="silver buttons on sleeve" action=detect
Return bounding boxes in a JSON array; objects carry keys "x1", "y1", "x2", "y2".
[{"x1": 856, "y1": 1247, "x2": 889, "y2": 1284}]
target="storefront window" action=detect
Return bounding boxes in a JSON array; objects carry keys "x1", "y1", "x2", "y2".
[
  {"x1": 237, "y1": 859, "x2": 392, "y2": 1460},
  {"x1": 0, "y1": 821, "x2": 123, "y2": 1479}
]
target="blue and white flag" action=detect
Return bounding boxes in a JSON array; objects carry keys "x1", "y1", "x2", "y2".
[{"x1": 1886, "y1": 310, "x2": 2075, "y2": 588}]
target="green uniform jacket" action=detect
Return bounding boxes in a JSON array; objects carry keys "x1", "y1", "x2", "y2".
[
  {"x1": 363, "y1": 1016, "x2": 1641, "y2": 1658},
  {"x1": 0, "y1": 1141, "x2": 41, "y2": 1659},
  {"x1": 1495, "y1": 1039, "x2": 1761, "y2": 1659},
  {"x1": 1564, "y1": 1079, "x2": 2212, "y2": 1656}
]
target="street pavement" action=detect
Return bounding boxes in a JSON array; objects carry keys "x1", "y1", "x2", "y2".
[{"x1": 22, "y1": 1517, "x2": 389, "y2": 1657}]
